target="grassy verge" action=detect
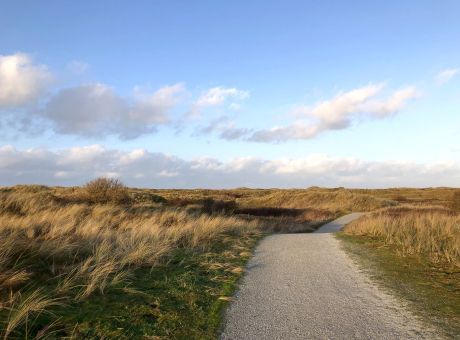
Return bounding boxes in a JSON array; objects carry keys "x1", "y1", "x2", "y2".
[
  {"x1": 337, "y1": 233, "x2": 460, "y2": 338},
  {"x1": 1, "y1": 228, "x2": 264, "y2": 338},
  {"x1": 65, "y1": 231, "x2": 263, "y2": 338},
  {"x1": 0, "y1": 183, "x2": 270, "y2": 338}
]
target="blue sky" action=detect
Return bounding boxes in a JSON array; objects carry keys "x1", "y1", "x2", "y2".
[{"x1": 0, "y1": 1, "x2": 459, "y2": 187}]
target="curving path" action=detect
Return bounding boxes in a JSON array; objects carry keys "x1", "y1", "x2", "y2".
[{"x1": 220, "y1": 213, "x2": 441, "y2": 339}]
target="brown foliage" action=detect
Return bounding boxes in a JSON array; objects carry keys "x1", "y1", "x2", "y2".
[{"x1": 81, "y1": 177, "x2": 131, "y2": 204}]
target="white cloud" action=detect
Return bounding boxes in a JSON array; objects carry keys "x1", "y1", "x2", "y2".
[
  {"x1": 195, "y1": 87, "x2": 248, "y2": 106},
  {"x1": 249, "y1": 84, "x2": 419, "y2": 142},
  {"x1": 0, "y1": 53, "x2": 51, "y2": 108},
  {"x1": 361, "y1": 86, "x2": 419, "y2": 117},
  {"x1": 435, "y1": 68, "x2": 458, "y2": 85},
  {"x1": 307, "y1": 83, "x2": 384, "y2": 128},
  {"x1": 43, "y1": 83, "x2": 185, "y2": 139},
  {"x1": 1, "y1": 145, "x2": 459, "y2": 188},
  {"x1": 188, "y1": 86, "x2": 249, "y2": 118},
  {"x1": 132, "y1": 83, "x2": 185, "y2": 124}
]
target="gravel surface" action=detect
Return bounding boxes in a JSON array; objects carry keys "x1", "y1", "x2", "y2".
[{"x1": 220, "y1": 213, "x2": 441, "y2": 340}]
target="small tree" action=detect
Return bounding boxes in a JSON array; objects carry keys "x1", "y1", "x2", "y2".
[
  {"x1": 451, "y1": 190, "x2": 460, "y2": 212},
  {"x1": 83, "y1": 177, "x2": 131, "y2": 204}
]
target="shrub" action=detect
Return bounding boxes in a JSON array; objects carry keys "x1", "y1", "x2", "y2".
[
  {"x1": 392, "y1": 195, "x2": 409, "y2": 202},
  {"x1": 235, "y1": 207, "x2": 303, "y2": 218},
  {"x1": 201, "y1": 198, "x2": 237, "y2": 215},
  {"x1": 131, "y1": 192, "x2": 167, "y2": 205},
  {"x1": 82, "y1": 178, "x2": 131, "y2": 204}
]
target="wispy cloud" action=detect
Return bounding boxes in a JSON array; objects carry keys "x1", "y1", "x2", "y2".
[
  {"x1": 187, "y1": 86, "x2": 249, "y2": 118},
  {"x1": 196, "y1": 116, "x2": 252, "y2": 140},
  {"x1": 248, "y1": 84, "x2": 419, "y2": 143},
  {"x1": 0, "y1": 145, "x2": 458, "y2": 188},
  {"x1": 435, "y1": 68, "x2": 458, "y2": 85}
]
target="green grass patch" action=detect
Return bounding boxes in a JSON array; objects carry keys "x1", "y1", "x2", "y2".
[
  {"x1": 337, "y1": 233, "x2": 460, "y2": 339},
  {"x1": 2, "y1": 231, "x2": 263, "y2": 339}
]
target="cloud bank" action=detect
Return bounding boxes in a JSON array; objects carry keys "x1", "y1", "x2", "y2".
[{"x1": 1, "y1": 145, "x2": 458, "y2": 188}]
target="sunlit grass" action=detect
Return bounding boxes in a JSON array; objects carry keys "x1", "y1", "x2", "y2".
[{"x1": 344, "y1": 205, "x2": 460, "y2": 266}]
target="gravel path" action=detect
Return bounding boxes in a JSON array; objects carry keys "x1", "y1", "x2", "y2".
[{"x1": 220, "y1": 213, "x2": 441, "y2": 339}]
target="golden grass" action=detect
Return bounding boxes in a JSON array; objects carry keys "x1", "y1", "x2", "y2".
[
  {"x1": 0, "y1": 188, "x2": 260, "y2": 337},
  {"x1": 0, "y1": 183, "x2": 457, "y2": 337},
  {"x1": 238, "y1": 188, "x2": 395, "y2": 213},
  {"x1": 344, "y1": 205, "x2": 460, "y2": 267},
  {"x1": 3, "y1": 289, "x2": 63, "y2": 339}
]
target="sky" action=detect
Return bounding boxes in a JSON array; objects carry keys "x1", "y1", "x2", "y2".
[{"x1": 0, "y1": 0, "x2": 459, "y2": 188}]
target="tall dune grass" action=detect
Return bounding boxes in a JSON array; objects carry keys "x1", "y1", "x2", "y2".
[
  {"x1": 344, "y1": 205, "x2": 460, "y2": 267},
  {"x1": 0, "y1": 187, "x2": 260, "y2": 337},
  {"x1": 2, "y1": 183, "x2": 454, "y2": 337}
]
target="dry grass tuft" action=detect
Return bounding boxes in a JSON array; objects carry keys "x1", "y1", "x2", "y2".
[
  {"x1": 3, "y1": 289, "x2": 63, "y2": 339},
  {"x1": 344, "y1": 205, "x2": 460, "y2": 266}
]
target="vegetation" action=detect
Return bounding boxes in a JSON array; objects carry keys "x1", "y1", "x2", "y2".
[
  {"x1": 0, "y1": 182, "x2": 458, "y2": 338},
  {"x1": 344, "y1": 205, "x2": 459, "y2": 266},
  {"x1": 451, "y1": 190, "x2": 460, "y2": 212},
  {"x1": 81, "y1": 177, "x2": 132, "y2": 204},
  {"x1": 341, "y1": 205, "x2": 460, "y2": 337},
  {"x1": 0, "y1": 181, "x2": 346, "y2": 338}
]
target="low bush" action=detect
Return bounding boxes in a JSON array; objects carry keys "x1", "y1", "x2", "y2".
[
  {"x1": 81, "y1": 177, "x2": 131, "y2": 204},
  {"x1": 235, "y1": 207, "x2": 303, "y2": 217},
  {"x1": 131, "y1": 192, "x2": 167, "y2": 204},
  {"x1": 201, "y1": 198, "x2": 237, "y2": 215}
]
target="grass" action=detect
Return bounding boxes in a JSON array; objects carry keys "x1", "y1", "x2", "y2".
[
  {"x1": 338, "y1": 233, "x2": 460, "y2": 338},
  {"x1": 0, "y1": 182, "x2": 458, "y2": 338},
  {"x1": 0, "y1": 186, "x2": 264, "y2": 338},
  {"x1": 0, "y1": 182, "x2": 348, "y2": 338},
  {"x1": 343, "y1": 205, "x2": 459, "y2": 267},
  {"x1": 54, "y1": 231, "x2": 262, "y2": 338},
  {"x1": 339, "y1": 204, "x2": 460, "y2": 338}
]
